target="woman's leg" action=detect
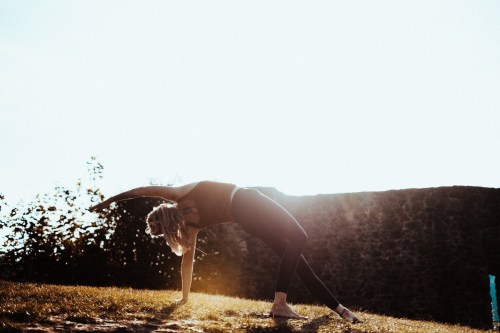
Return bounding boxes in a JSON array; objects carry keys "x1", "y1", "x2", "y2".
[
  {"x1": 258, "y1": 229, "x2": 361, "y2": 322},
  {"x1": 232, "y1": 188, "x2": 362, "y2": 322},
  {"x1": 257, "y1": 233, "x2": 340, "y2": 310},
  {"x1": 296, "y1": 257, "x2": 340, "y2": 310},
  {"x1": 232, "y1": 188, "x2": 308, "y2": 293}
]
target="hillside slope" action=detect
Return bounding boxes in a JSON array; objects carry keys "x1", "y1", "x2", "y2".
[{"x1": 0, "y1": 280, "x2": 491, "y2": 333}]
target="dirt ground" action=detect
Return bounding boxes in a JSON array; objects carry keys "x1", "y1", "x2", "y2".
[{"x1": 3, "y1": 315, "x2": 208, "y2": 333}]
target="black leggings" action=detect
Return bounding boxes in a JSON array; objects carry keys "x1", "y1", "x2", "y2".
[{"x1": 231, "y1": 188, "x2": 340, "y2": 310}]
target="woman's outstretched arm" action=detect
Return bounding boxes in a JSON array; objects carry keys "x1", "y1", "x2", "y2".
[{"x1": 89, "y1": 183, "x2": 197, "y2": 212}]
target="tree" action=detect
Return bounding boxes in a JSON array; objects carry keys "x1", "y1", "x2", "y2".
[{"x1": 0, "y1": 157, "x2": 113, "y2": 284}]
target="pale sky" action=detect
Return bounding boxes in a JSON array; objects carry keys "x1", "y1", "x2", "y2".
[{"x1": 1, "y1": 1, "x2": 499, "y2": 204}]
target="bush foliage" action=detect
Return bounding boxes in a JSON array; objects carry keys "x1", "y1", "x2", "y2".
[{"x1": 0, "y1": 158, "x2": 239, "y2": 291}]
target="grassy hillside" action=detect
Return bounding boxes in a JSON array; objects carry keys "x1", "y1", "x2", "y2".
[{"x1": 0, "y1": 280, "x2": 492, "y2": 333}]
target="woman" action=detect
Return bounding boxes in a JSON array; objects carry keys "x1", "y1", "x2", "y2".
[{"x1": 90, "y1": 180, "x2": 361, "y2": 323}]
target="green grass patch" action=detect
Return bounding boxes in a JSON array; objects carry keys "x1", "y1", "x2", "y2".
[{"x1": 0, "y1": 280, "x2": 491, "y2": 332}]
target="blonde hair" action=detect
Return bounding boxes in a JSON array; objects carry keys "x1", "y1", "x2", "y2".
[{"x1": 145, "y1": 202, "x2": 190, "y2": 256}]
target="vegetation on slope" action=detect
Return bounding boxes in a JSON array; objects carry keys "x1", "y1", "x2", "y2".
[{"x1": 0, "y1": 280, "x2": 490, "y2": 333}]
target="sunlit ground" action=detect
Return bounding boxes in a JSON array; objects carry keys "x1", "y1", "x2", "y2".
[{"x1": 0, "y1": 280, "x2": 492, "y2": 333}]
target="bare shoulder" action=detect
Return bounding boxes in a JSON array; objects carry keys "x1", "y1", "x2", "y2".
[
  {"x1": 126, "y1": 183, "x2": 198, "y2": 201},
  {"x1": 171, "y1": 182, "x2": 199, "y2": 199}
]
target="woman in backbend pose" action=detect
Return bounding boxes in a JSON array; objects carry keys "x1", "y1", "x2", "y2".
[{"x1": 90, "y1": 180, "x2": 361, "y2": 323}]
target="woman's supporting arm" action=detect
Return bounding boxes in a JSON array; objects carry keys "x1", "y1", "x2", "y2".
[{"x1": 180, "y1": 228, "x2": 199, "y2": 303}]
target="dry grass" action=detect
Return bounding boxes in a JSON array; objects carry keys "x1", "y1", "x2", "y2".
[{"x1": 0, "y1": 280, "x2": 492, "y2": 332}]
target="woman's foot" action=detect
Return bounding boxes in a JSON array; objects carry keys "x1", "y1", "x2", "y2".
[
  {"x1": 270, "y1": 302, "x2": 307, "y2": 319},
  {"x1": 335, "y1": 304, "x2": 362, "y2": 324},
  {"x1": 271, "y1": 292, "x2": 306, "y2": 319}
]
